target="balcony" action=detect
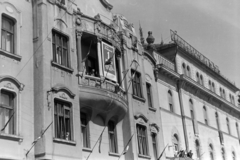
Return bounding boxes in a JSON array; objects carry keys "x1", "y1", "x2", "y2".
[
  {"x1": 156, "y1": 54, "x2": 175, "y2": 71},
  {"x1": 78, "y1": 75, "x2": 127, "y2": 122}
]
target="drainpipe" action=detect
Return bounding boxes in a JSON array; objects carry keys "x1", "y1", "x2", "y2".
[{"x1": 177, "y1": 78, "x2": 189, "y2": 152}]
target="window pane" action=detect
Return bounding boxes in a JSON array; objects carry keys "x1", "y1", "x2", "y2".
[
  {"x1": 6, "y1": 32, "x2": 13, "y2": 53},
  {"x1": 1, "y1": 31, "x2": 6, "y2": 50}
]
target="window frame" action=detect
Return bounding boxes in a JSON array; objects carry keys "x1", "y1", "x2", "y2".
[
  {"x1": 81, "y1": 112, "x2": 90, "y2": 148},
  {"x1": 136, "y1": 124, "x2": 149, "y2": 156},
  {"x1": 168, "y1": 90, "x2": 174, "y2": 112},
  {"x1": 54, "y1": 99, "x2": 73, "y2": 141},
  {"x1": 52, "y1": 30, "x2": 70, "y2": 68},
  {"x1": 146, "y1": 83, "x2": 153, "y2": 108},
  {"x1": 173, "y1": 134, "x2": 179, "y2": 153},
  {"x1": 1, "y1": 15, "x2": 15, "y2": 54},
  {"x1": 131, "y1": 70, "x2": 143, "y2": 98},
  {"x1": 151, "y1": 132, "x2": 158, "y2": 160},
  {"x1": 203, "y1": 106, "x2": 208, "y2": 125},
  {"x1": 226, "y1": 117, "x2": 231, "y2": 134},
  {"x1": 0, "y1": 89, "x2": 16, "y2": 135},
  {"x1": 195, "y1": 140, "x2": 200, "y2": 159},
  {"x1": 186, "y1": 65, "x2": 191, "y2": 77},
  {"x1": 108, "y1": 120, "x2": 118, "y2": 153},
  {"x1": 209, "y1": 144, "x2": 214, "y2": 160}
]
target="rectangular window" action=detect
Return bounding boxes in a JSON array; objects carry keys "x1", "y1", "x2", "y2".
[
  {"x1": 0, "y1": 90, "x2": 15, "y2": 134},
  {"x1": 151, "y1": 133, "x2": 158, "y2": 160},
  {"x1": 54, "y1": 100, "x2": 72, "y2": 140},
  {"x1": 108, "y1": 121, "x2": 118, "y2": 153},
  {"x1": 132, "y1": 70, "x2": 142, "y2": 98},
  {"x1": 137, "y1": 124, "x2": 148, "y2": 155},
  {"x1": 52, "y1": 31, "x2": 69, "y2": 67},
  {"x1": 81, "y1": 112, "x2": 90, "y2": 148},
  {"x1": 1, "y1": 16, "x2": 14, "y2": 53},
  {"x1": 146, "y1": 83, "x2": 153, "y2": 108}
]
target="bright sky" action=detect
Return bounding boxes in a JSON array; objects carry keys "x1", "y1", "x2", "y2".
[{"x1": 110, "y1": 0, "x2": 240, "y2": 89}]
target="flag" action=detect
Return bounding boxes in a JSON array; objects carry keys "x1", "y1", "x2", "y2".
[
  {"x1": 81, "y1": 41, "x2": 92, "y2": 63},
  {"x1": 1, "y1": 111, "x2": 15, "y2": 132},
  {"x1": 157, "y1": 144, "x2": 168, "y2": 160}
]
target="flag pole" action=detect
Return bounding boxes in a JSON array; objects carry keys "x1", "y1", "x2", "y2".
[
  {"x1": 157, "y1": 144, "x2": 168, "y2": 160},
  {"x1": 86, "y1": 126, "x2": 106, "y2": 160},
  {"x1": 1, "y1": 111, "x2": 15, "y2": 132},
  {"x1": 118, "y1": 132, "x2": 135, "y2": 160},
  {"x1": 26, "y1": 121, "x2": 53, "y2": 157}
]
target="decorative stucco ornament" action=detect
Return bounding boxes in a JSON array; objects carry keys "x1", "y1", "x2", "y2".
[{"x1": 146, "y1": 31, "x2": 155, "y2": 45}]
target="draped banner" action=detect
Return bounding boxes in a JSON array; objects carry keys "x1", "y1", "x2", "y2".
[{"x1": 102, "y1": 42, "x2": 116, "y2": 81}]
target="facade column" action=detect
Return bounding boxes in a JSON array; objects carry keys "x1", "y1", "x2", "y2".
[
  {"x1": 177, "y1": 79, "x2": 189, "y2": 152},
  {"x1": 97, "y1": 37, "x2": 103, "y2": 77},
  {"x1": 76, "y1": 31, "x2": 83, "y2": 73}
]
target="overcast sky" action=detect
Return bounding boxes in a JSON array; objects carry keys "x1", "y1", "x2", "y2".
[{"x1": 110, "y1": 0, "x2": 240, "y2": 88}]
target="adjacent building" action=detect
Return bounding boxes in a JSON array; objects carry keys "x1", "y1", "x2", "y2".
[{"x1": 0, "y1": 1, "x2": 239, "y2": 160}]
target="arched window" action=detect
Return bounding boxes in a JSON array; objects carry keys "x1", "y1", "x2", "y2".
[
  {"x1": 220, "y1": 88, "x2": 222, "y2": 97},
  {"x1": 226, "y1": 118, "x2": 231, "y2": 134},
  {"x1": 221, "y1": 148, "x2": 225, "y2": 160},
  {"x1": 182, "y1": 63, "x2": 187, "y2": 75},
  {"x1": 209, "y1": 80, "x2": 212, "y2": 90},
  {"x1": 203, "y1": 106, "x2": 208, "y2": 125},
  {"x1": 209, "y1": 144, "x2": 214, "y2": 160},
  {"x1": 173, "y1": 134, "x2": 179, "y2": 152},
  {"x1": 108, "y1": 120, "x2": 118, "y2": 153},
  {"x1": 196, "y1": 72, "x2": 200, "y2": 83},
  {"x1": 212, "y1": 82, "x2": 215, "y2": 92},
  {"x1": 223, "y1": 89, "x2": 226, "y2": 99},
  {"x1": 187, "y1": 65, "x2": 191, "y2": 77},
  {"x1": 200, "y1": 75, "x2": 204, "y2": 86},
  {"x1": 189, "y1": 99, "x2": 194, "y2": 119},
  {"x1": 168, "y1": 90, "x2": 174, "y2": 112},
  {"x1": 195, "y1": 140, "x2": 200, "y2": 159},
  {"x1": 232, "y1": 151, "x2": 236, "y2": 160},
  {"x1": 232, "y1": 96, "x2": 235, "y2": 105},
  {"x1": 215, "y1": 112, "x2": 220, "y2": 130}
]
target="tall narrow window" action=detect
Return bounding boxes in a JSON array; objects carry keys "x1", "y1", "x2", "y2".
[
  {"x1": 132, "y1": 70, "x2": 142, "y2": 98},
  {"x1": 0, "y1": 90, "x2": 15, "y2": 134},
  {"x1": 236, "y1": 123, "x2": 240, "y2": 139},
  {"x1": 151, "y1": 133, "x2": 158, "y2": 160},
  {"x1": 223, "y1": 90, "x2": 226, "y2": 99},
  {"x1": 200, "y1": 75, "x2": 204, "y2": 86},
  {"x1": 232, "y1": 96, "x2": 235, "y2": 105},
  {"x1": 168, "y1": 90, "x2": 174, "y2": 112},
  {"x1": 221, "y1": 148, "x2": 225, "y2": 160},
  {"x1": 189, "y1": 99, "x2": 194, "y2": 119},
  {"x1": 220, "y1": 88, "x2": 222, "y2": 97},
  {"x1": 52, "y1": 31, "x2": 69, "y2": 67},
  {"x1": 195, "y1": 140, "x2": 200, "y2": 159},
  {"x1": 1, "y1": 16, "x2": 15, "y2": 53},
  {"x1": 209, "y1": 80, "x2": 212, "y2": 91},
  {"x1": 81, "y1": 112, "x2": 90, "y2": 148},
  {"x1": 108, "y1": 120, "x2": 118, "y2": 153},
  {"x1": 212, "y1": 82, "x2": 215, "y2": 92},
  {"x1": 173, "y1": 134, "x2": 179, "y2": 153},
  {"x1": 182, "y1": 63, "x2": 187, "y2": 75},
  {"x1": 54, "y1": 100, "x2": 72, "y2": 140},
  {"x1": 196, "y1": 72, "x2": 200, "y2": 83},
  {"x1": 187, "y1": 66, "x2": 191, "y2": 77},
  {"x1": 203, "y1": 106, "x2": 208, "y2": 125},
  {"x1": 226, "y1": 118, "x2": 231, "y2": 134},
  {"x1": 209, "y1": 144, "x2": 214, "y2": 160},
  {"x1": 137, "y1": 124, "x2": 148, "y2": 155},
  {"x1": 216, "y1": 112, "x2": 220, "y2": 130},
  {"x1": 146, "y1": 83, "x2": 153, "y2": 108}
]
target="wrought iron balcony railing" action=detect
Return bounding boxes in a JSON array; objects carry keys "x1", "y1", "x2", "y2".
[{"x1": 154, "y1": 52, "x2": 175, "y2": 71}]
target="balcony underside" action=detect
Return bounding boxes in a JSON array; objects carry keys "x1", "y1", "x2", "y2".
[{"x1": 79, "y1": 85, "x2": 128, "y2": 123}]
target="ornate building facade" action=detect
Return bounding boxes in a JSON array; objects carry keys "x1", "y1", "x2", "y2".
[{"x1": 0, "y1": 0, "x2": 239, "y2": 160}]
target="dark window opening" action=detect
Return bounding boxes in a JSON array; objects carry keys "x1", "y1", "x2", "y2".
[
  {"x1": 52, "y1": 31, "x2": 69, "y2": 67},
  {"x1": 146, "y1": 83, "x2": 153, "y2": 108},
  {"x1": 1, "y1": 15, "x2": 15, "y2": 53},
  {"x1": 137, "y1": 124, "x2": 148, "y2": 155},
  {"x1": 81, "y1": 112, "x2": 90, "y2": 148},
  {"x1": 0, "y1": 90, "x2": 15, "y2": 134},
  {"x1": 132, "y1": 70, "x2": 142, "y2": 98},
  {"x1": 151, "y1": 133, "x2": 158, "y2": 160},
  {"x1": 108, "y1": 120, "x2": 118, "y2": 153},
  {"x1": 54, "y1": 100, "x2": 72, "y2": 140}
]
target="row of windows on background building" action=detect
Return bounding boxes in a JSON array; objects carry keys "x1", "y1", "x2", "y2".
[
  {"x1": 167, "y1": 93, "x2": 240, "y2": 138},
  {"x1": 209, "y1": 143, "x2": 236, "y2": 160},
  {"x1": 181, "y1": 63, "x2": 235, "y2": 104}
]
